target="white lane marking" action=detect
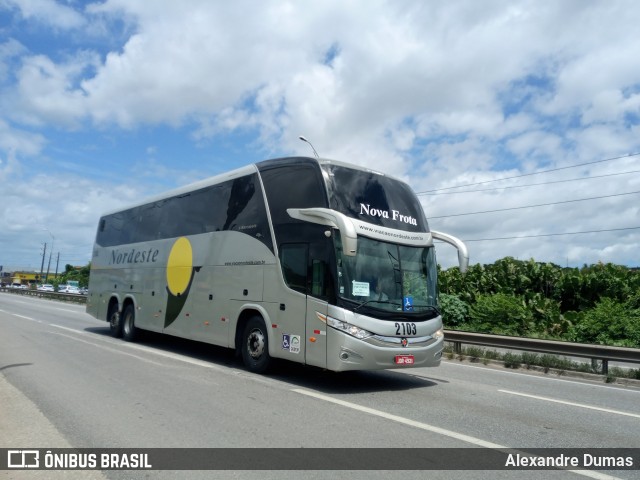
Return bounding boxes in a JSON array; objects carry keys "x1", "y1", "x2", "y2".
[
  {"x1": 49, "y1": 324, "x2": 227, "y2": 372},
  {"x1": 49, "y1": 331, "x2": 167, "y2": 367},
  {"x1": 499, "y1": 390, "x2": 640, "y2": 419},
  {"x1": 0, "y1": 308, "x2": 35, "y2": 321},
  {"x1": 293, "y1": 388, "x2": 621, "y2": 480},
  {"x1": 52, "y1": 307, "x2": 86, "y2": 314},
  {"x1": 443, "y1": 361, "x2": 640, "y2": 394},
  {"x1": 294, "y1": 387, "x2": 502, "y2": 447}
]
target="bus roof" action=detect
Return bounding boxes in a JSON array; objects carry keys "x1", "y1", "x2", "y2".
[
  {"x1": 99, "y1": 163, "x2": 259, "y2": 217},
  {"x1": 99, "y1": 156, "x2": 397, "y2": 218}
]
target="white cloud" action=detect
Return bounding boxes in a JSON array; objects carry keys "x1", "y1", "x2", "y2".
[
  {"x1": 505, "y1": 130, "x2": 563, "y2": 159},
  {"x1": 0, "y1": 118, "x2": 44, "y2": 153},
  {"x1": 0, "y1": 38, "x2": 27, "y2": 81},
  {"x1": 0, "y1": 172, "x2": 144, "y2": 269},
  {"x1": 7, "y1": 52, "x2": 98, "y2": 127},
  {"x1": 1, "y1": 0, "x2": 640, "y2": 269},
  {"x1": 0, "y1": 0, "x2": 86, "y2": 30}
]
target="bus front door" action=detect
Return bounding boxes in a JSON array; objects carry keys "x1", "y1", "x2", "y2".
[{"x1": 305, "y1": 295, "x2": 328, "y2": 369}]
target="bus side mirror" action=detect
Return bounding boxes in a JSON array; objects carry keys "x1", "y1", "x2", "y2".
[
  {"x1": 431, "y1": 230, "x2": 469, "y2": 273},
  {"x1": 287, "y1": 207, "x2": 358, "y2": 256}
]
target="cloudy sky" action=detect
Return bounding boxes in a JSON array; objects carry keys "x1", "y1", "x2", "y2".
[{"x1": 1, "y1": 0, "x2": 639, "y2": 273}]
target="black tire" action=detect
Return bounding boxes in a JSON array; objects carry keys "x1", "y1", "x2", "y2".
[
  {"x1": 241, "y1": 316, "x2": 271, "y2": 373},
  {"x1": 121, "y1": 304, "x2": 138, "y2": 342},
  {"x1": 108, "y1": 303, "x2": 122, "y2": 338}
]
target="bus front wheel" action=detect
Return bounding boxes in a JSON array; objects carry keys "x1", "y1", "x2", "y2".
[{"x1": 241, "y1": 317, "x2": 271, "y2": 374}]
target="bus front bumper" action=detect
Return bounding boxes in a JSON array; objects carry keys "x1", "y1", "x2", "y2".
[{"x1": 326, "y1": 329, "x2": 444, "y2": 372}]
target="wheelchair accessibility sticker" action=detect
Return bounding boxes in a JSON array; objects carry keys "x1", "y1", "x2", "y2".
[
  {"x1": 403, "y1": 296, "x2": 414, "y2": 312},
  {"x1": 282, "y1": 334, "x2": 301, "y2": 354}
]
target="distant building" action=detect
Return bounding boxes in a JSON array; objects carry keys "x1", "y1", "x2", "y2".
[{"x1": 5, "y1": 271, "x2": 59, "y2": 286}]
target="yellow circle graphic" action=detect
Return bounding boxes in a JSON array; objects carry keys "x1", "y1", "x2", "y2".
[{"x1": 166, "y1": 237, "x2": 193, "y2": 296}]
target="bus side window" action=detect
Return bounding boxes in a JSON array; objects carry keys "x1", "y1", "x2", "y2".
[
  {"x1": 311, "y1": 259, "x2": 327, "y2": 298},
  {"x1": 280, "y1": 244, "x2": 308, "y2": 294}
]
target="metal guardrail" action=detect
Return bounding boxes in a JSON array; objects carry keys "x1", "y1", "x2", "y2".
[
  {"x1": 0, "y1": 287, "x2": 87, "y2": 304},
  {"x1": 444, "y1": 330, "x2": 640, "y2": 374}
]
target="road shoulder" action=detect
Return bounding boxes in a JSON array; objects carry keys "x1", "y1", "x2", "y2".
[{"x1": 0, "y1": 374, "x2": 107, "y2": 479}]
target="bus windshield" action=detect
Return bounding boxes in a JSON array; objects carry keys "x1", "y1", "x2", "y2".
[{"x1": 335, "y1": 234, "x2": 439, "y2": 319}]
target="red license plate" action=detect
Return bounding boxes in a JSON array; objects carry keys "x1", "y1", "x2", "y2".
[{"x1": 394, "y1": 355, "x2": 415, "y2": 365}]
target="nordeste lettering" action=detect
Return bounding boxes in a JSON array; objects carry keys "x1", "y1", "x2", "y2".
[{"x1": 110, "y1": 248, "x2": 160, "y2": 265}]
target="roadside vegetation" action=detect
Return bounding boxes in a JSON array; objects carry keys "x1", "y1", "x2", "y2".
[
  {"x1": 438, "y1": 257, "x2": 640, "y2": 349},
  {"x1": 50, "y1": 263, "x2": 91, "y2": 290},
  {"x1": 442, "y1": 344, "x2": 640, "y2": 382}
]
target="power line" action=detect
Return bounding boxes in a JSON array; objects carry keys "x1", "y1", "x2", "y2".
[
  {"x1": 430, "y1": 190, "x2": 640, "y2": 219},
  {"x1": 420, "y1": 169, "x2": 640, "y2": 195},
  {"x1": 458, "y1": 226, "x2": 640, "y2": 243},
  {"x1": 417, "y1": 151, "x2": 640, "y2": 194}
]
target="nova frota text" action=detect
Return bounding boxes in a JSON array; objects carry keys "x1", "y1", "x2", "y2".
[
  {"x1": 359, "y1": 204, "x2": 418, "y2": 226},
  {"x1": 110, "y1": 248, "x2": 160, "y2": 265}
]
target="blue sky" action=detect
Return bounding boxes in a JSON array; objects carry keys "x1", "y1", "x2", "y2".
[{"x1": 1, "y1": 0, "x2": 639, "y2": 272}]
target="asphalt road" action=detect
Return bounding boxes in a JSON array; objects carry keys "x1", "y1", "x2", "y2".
[{"x1": 1, "y1": 292, "x2": 639, "y2": 480}]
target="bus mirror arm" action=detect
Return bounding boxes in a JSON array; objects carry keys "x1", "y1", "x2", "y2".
[
  {"x1": 287, "y1": 208, "x2": 358, "y2": 256},
  {"x1": 431, "y1": 230, "x2": 469, "y2": 273}
]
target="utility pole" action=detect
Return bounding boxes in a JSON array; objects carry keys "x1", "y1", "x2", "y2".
[
  {"x1": 43, "y1": 228, "x2": 54, "y2": 283},
  {"x1": 55, "y1": 253, "x2": 60, "y2": 278},
  {"x1": 45, "y1": 250, "x2": 52, "y2": 283},
  {"x1": 40, "y1": 243, "x2": 47, "y2": 281}
]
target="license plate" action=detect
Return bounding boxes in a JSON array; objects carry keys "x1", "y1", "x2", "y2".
[{"x1": 394, "y1": 355, "x2": 414, "y2": 365}]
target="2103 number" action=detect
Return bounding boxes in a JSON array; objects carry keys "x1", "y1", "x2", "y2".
[{"x1": 395, "y1": 322, "x2": 417, "y2": 336}]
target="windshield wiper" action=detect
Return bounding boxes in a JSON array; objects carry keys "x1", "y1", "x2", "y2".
[
  {"x1": 417, "y1": 305, "x2": 441, "y2": 315},
  {"x1": 353, "y1": 299, "x2": 401, "y2": 312}
]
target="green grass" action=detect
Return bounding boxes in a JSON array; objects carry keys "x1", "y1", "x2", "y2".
[{"x1": 442, "y1": 343, "x2": 640, "y2": 381}]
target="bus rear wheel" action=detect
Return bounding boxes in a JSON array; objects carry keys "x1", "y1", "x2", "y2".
[
  {"x1": 241, "y1": 317, "x2": 271, "y2": 374},
  {"x1": 122, "y1": 304, "x2": 138, "y2": 342},
  {"x1": 108, "y1": 303, "x2": 122, "y2": 338}
]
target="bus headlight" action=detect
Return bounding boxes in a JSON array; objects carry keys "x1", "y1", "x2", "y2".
[
  {"x1": 327, "y1": 317, "x2": 373, "y2": 340},
  {"x1": 432, "y1": 328, "x2": 444, "y2": 340}
]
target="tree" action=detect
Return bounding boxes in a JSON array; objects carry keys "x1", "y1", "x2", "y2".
[
  {"x1": 439, "y1": 294, "x2": 469, "y2": 328},
  {"x1": 57, "y1": 262, "x2": 91, "y2": 288},
  {"x1": 468, "y1": 293, "x2": 533, "y2": 336},
  {"x1": 438, "y1": 256, "x2": 640, "y2": 346},
  {"x1": 568, "y1": 298, "x2": 640, "y2": 348}
]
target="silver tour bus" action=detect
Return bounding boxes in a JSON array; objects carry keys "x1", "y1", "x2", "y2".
[{"x1": 87, "y1": 157, "x2": 468, "y2": 373}]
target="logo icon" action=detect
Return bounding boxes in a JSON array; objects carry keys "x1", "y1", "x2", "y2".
[
  {"x1": 290, "y1": 335, "x2": 301, "y2": 354},
  {"x1": 401, "y1": 338, "x2": 408, "y2": 348},
  {"x1": 8, "y1": 450, "x2": 39, "y2": 469},
  {"x1": 165, "y1": 237, "x2": 200, "y2": 328},
  {"x1": 282, "y1": 334, "x2": 300, "y2": 354}
]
